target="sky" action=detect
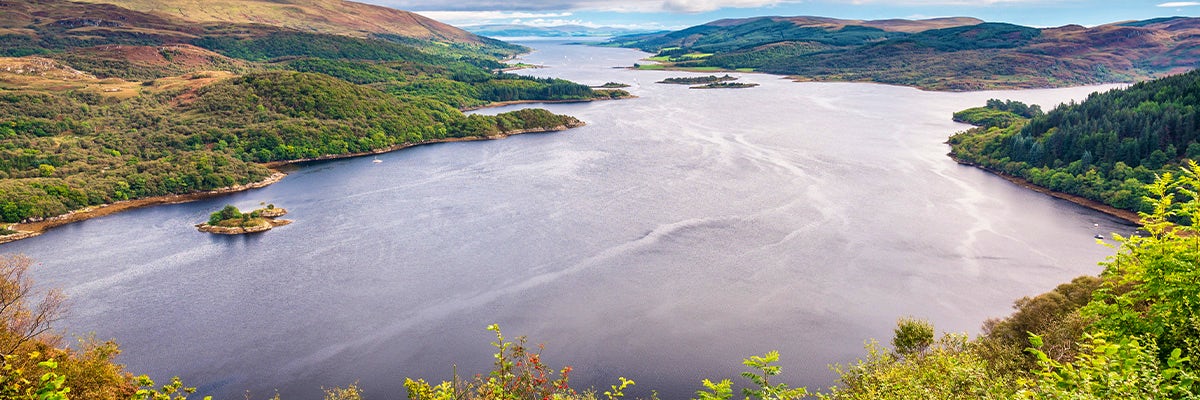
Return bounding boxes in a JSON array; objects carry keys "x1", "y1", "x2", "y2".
[{"x1": 353, "y1": 0, "x2": 1200, "y2": 31}]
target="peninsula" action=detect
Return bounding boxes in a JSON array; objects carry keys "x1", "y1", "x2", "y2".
[
  {"x1": 0, "y1": 0, "x2": 624, "y2": 244},
  {"x1": 947, "y1": 70, "x2": 1200, "y2": 224}
]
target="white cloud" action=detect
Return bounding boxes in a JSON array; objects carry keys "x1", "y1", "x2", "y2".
[
  {"x1": 1158, "y1": 1, "x2": 1200, "y2": 7},
  {"x1": 659, "y1": 0, "x2": 788, "y2": 13}
]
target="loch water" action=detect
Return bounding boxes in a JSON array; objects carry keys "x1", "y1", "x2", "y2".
[{"x1": 4, "y1": 40, "x2": 1130, "y2": 398}]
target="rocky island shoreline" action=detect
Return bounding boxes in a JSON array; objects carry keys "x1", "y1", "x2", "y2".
[{"x1": 197, "y1": 206, "x2": 291, "y2": 235}]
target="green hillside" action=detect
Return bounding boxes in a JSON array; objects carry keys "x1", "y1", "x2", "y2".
[
  {"x1": 611, "y1": 16, "x2": 1200, "y2": 90},
  {"x1": 610, "y1": 17, "x2": 906, "y2": 54},
  {"x1": 0, "y1": 0, "x2": 624, "y2": 224}
]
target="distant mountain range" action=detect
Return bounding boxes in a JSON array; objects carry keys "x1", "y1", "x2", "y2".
[
  {"x1": 464, "y1": 24, "x2": 661, "y2": 38},
  {"x1": 609, "y1": 15, "x2": 1200, "y2": 90}
]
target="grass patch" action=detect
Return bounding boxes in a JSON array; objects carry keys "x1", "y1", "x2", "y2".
[{"x1": 646, "y1": 53, "x2": 712, "y2": 63}]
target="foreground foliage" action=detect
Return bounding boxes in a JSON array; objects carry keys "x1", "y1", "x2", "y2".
[{"x1": 823, "y1": 164, "x2": 1200, "y2": 399}]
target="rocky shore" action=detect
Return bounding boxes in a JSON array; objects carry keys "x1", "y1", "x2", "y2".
[
  {"x1": 0, "y1": 172, "x2": 288, "y2": 245},
  {"x1": 196, "y1": 208, "x2": 291, "y2": 235},
  {"x1": 949, "y1": 156, "x2": 1141, "y2": 225},
  {"x1": 263, "y1": 120, "x2": 586, "y2": 167},
  {"x1": 458, "y1": 95, "x2": 633, "y2": 112}
]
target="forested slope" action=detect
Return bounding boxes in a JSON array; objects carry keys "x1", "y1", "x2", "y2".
[{"x1": 949, "y1": 69, "x2": 1200, "y2": 213}]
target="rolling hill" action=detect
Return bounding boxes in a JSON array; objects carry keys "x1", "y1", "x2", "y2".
[{"x1": 610, "y1": 16, "x2": 1200, "y2": 90}]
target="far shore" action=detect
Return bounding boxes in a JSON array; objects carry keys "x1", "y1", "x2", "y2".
[
  {"x1": 950, "y1": 156, "x2": 1142, "y2": 226},
  {"x1": 628, "y1": 60, "x2": 1126, "y2": 92},
  {"x1": 0, "y1": 120, "x2": 586, "y2": 245}
]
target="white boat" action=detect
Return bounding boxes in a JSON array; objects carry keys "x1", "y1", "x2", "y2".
[{"x1": 372, "y1": 156, "x2": 382, "y2": 163}]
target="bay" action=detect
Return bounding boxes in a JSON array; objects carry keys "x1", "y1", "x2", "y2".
[{"x1": 4, "y1": 40, "x2": 1128, "y2": 399}]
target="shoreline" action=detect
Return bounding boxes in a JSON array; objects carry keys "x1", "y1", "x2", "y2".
[
  {"x1": 459, "y1": 95, "x2": 632, "y2": 112},
  {"x1": 0, "y1": 120, "x2": 586, "y2": 245},
  {"x1": 950, "y1": 156, "x2": 1142, "y2": 226},
  {"x1": 197, "y1": 207, "x2": 292, "y2": 235},
  {"x1": 263, "y1": 120, "x2": 584, "y2": 167},
  {"x1": 0, "y1": 172, "x2": 287, "y2": 245}
]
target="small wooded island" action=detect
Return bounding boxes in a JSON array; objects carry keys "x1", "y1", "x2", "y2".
[
  {"x1": 657, "y1": 74, "x2": 737, "y2": 85},
  {"x1": 692, "y1": 82, "x2": 759, "y2": 89},
  {"x1": 594, "y1": 82, "x2": 631, "y2": 88},
  {"x1": 657, "y1": 75, "x2": 755, "y2": 89},
  {"x1": 196, "y1": 204, "x2": 291, "y2": 234}
]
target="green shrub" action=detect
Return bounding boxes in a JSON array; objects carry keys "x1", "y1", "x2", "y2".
[
  {"x1": 891, "y1": 317, "x2": 934, "y2": 357},
  {"x1": 208, "y1": 205, "x2": 242, "y2": 225}
]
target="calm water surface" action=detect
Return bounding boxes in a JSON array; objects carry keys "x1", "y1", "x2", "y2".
[{"x1": 5, "y1": 40, "x2": 1129, "y2": 398}]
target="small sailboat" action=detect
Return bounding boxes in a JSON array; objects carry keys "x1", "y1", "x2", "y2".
[{"x1": 372, "y1": 156, "x2": 382, "y2": 163}]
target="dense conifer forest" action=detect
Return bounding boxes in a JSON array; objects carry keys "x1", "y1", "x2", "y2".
[{"x1": 949, "y1": 69, "x2": 1200, "y2": 213}]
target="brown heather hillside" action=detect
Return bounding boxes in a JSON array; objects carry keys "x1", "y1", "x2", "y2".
[
  {"x1": 74, "y1": 0, "x2": 487, "y2": 44},
  {"x1": 54, "y1": 44, "x2": 251, "y2": 79},
  {"x1": 0, "y1": 0, "x2": 205, "y2": 41},
  {"x1": 0, "y1": 56, "x2": 94, "y2": 80},
  {"x1": 0, "y1": 0, "x2": 188, "y2": 30}
]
